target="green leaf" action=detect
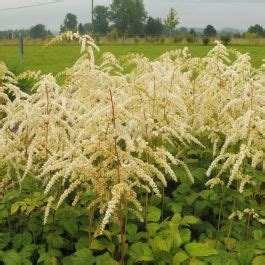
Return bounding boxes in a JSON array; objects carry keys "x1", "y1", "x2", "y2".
[
  {"x1": 127, "y1": 232, "x2": 146, "y2": 243},
  {"x1": 128, "y1": 243, "x2": 154, "y2": 262},
  {"x1": 185, "y1": 242, "x2": 217, "y2": 257},
  {"x1": 171, "y1": 213, "x2": 181, "y2": 224},
  {"x1": 0, "y1": 233, "x2": 11, "y2": 250},
  {"x1": 12, "y1": 232, "x2": 32, "y2": 249},
  {"x1": 11, "y1": 202, "x2": 22, "y2": 215},
  {"x1": 192, "y1": 168, "x2": 207, "y2": 181},
  {"x1": 90, "y1": 239, "x2": 107, "y2": 251},
  {"x1": 75, "y1": 236, "x2": 88, "y2": 250},
  {"x1": 47, "y1": 233, "x2": 64, "y2": 249},
  {"x1": 253, "y1": 230, "x2": 263, "y2": 240},
  {"x1": 173, "y1": 251, "x2": 189, "y2": 265},
  {"x1": 62, "y1": 256, "x2": 73, "y2": 265},
  {"x1": 180, "y1": 228, "x2": 191, "y2": 244},
  {"x1": 95, "y1": 253, "x2": 118, "y2": 265},
  {"x1": 190, "y1": 258, "x2": 207, "y2": 265},
  {"x1": 63, "y1": 220, "x2": 78, "y2": 236},
  {"x1": 19, "y1": 244, "x2": 37, "y2": 260},
  {"x1": 126, "y1": 224, "x2": 137, "y2": 235},
  {"x1": 150, "y1": 236, "x2": 171, "y2": 253},
  {"x1": 253, "y1": 255, "x2": 265, "y2": 265},
  {"x1": 181, "y1": 215, "x2": 200, "y2": 225},
  {"x1": 168, "y1": 202, "x2": 183, "y2": 213},
  {"x1": 224, "y1": 237, "x2": 237, "y2": 250},
  {"x1": 2, "y1": 250, "x2": 21, "y2": 265},
  {"x1": 147, "y1": 206, "x2": 161, "y2": 222},
  {"x1": 72, "y1": 249, "x2": 94, "y2": 265},
  {"x1": 147, "y1": 223, "x2": 160, "y2": 238}
]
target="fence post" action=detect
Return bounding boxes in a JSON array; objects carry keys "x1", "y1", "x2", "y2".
[{"x1": 19, "y1": 33, "x2": 24, "y2": 64}]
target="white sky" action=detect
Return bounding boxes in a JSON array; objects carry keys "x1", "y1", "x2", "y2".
[{"x1": 0, "y1": 0, "x2": 264, "y2": 31}]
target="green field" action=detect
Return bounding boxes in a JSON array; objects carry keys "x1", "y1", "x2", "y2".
[{"x1": 0, "y1": 44, "x2": 265, "y2": 73}]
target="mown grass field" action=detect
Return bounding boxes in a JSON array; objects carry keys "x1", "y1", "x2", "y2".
[{"x1": 0, "y1": 44, "x2": 265, "y2": 73}]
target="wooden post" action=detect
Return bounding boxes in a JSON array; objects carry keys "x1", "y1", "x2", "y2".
[
  {"x1": 19, "y1": 33, "x2": 24, "y2": 64},
  {"x1": 91, "y1": 0, "x2": 94, "y2": 33}
]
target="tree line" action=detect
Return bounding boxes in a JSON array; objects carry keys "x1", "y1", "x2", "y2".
[{"x1": 0, "y1": 0, "x2": 265, "y2": 40}]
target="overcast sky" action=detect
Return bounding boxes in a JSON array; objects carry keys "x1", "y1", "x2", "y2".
[{"x1": 0, "y1": 0, "x2": 264, "y2": 31}]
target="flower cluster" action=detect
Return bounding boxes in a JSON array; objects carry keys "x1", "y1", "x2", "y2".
[{"x1": 1, "y1": 34, "x2": 264, "y2": 232}]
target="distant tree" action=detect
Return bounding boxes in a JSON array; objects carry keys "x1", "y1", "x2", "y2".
[
  {"x1": 83, "y1": 23, "x2": 93, "y2": 33},
  {"x1": 164, "y1": 8, "x2": 179, "y2": 35},
  {"x1": 110, "y1": 0, "x2": 147, "y2": 36},
  {"x1": 189, "y1": 28, "x2": 196, "y2": 37},
  {"x1": 78, "y1": 23, "x2": 85, "y2": 35},
  {"x1": 61, "y1": 13, "x2": 78, "y2": 32},
  {"x1": 29, "y1": 24, "x2": 47, "y2": 39},
  {"x1": 145, "y1": 17, "x2": 163, "y2": 36},
  {"x1": 204, "y1": 25, "x2": 217, "y2": 37},
  {"x1": 178, "y1": 27, "x2": 188, "y2": 36},
  {"x1": 129, "y1": 0, "x2": 147, "y2": 35},
  {"x1": 93, "y1": 5, "x2": 110, "y2": 35},
  {"x1": 247, "y1": 24, "x2": 264, "y2": 37}
]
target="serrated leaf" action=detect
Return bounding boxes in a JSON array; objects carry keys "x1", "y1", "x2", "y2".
[
  {"x1": 181, "y1": 215, "x2": 200, "y2": 225},
  {"x1": 95, "y1": 253, "x2": 118, "y2": 265},
  {"x1": 11, "y1": 202, "x2": 22, "y2": 215},
  {"x1": 12, "y1": 232, "x2": 32, "y2": 249},
  {"x1": 63, "y1": 220, "x2": 78, "y2": 236},
  {"x1": 126, "y1": 224, "x2": 137, "y2": 235},
  {"x1": 72, "y1": 249, "x2": 94, "y2": 265},
  {"x1": 253, "y1": 255, "x2": 265, "y2": 265},
  {"x1": 128, "y1": 243, "x2": 154, "y2": 262},
  {"x1": 180, "y1": 228, "x2": 191, "y2": 244},
  {"x1": 90, "y1": 239, "x2": 107, "y2": 251},
  {"x1": 147, "y1": 206, "x2": 161, "y2": 222},
  {"x1": 147, "y1": 223, "x2": 160, "y2": 238},
  {"x1": 185, "y1": 242, "x2": 217, "y2": 257},
  {"x1": 2, "y1": 250, "x2": 21, "y2": 265},
  {"x1": 252, "y1": 230, "x2": 263, "y2": 240},
  {"x1": 150, "y1": 236, "x2": 171, "y2": 252},
  {"x1": 173, "y1": 251, "x2": 189, "y2": 265}
]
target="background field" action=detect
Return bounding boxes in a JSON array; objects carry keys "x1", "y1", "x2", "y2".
[{"x1": 0, "y1": 44, "x2": 265, "y2": 74}]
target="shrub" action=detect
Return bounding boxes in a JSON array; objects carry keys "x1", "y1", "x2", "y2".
[
  {"x1": 220, "y1": 34, "x2": 232, "y2": 45},
  {"x1": 173, "y1": 34, "x2": 183, "y2": 43},
  {"x1": 159, "y1": 37, "x2": 165, "y2": 44},
  {"x1": 202, "y1": 36, "x2": 210, "y2": 45},
  {"x1": 133, "y1": 37, "x2": 140, "y2": 44},
  {"x1": 186, "y1": 34, "x2": 196, "y2": 43},
  {"x1": 107, "y1": 28, "x2": 118, "y2": 42}
]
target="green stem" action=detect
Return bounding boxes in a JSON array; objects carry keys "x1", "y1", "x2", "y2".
[{"x1": 88, "y1": 208, "x2": 95, "y2": 248}]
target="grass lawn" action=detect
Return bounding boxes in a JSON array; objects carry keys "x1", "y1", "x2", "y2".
[{"x1": 0, "y1": 44, "x2": 264, "y2": 74}]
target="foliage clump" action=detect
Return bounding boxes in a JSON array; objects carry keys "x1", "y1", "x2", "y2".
[{"x1": 0, "y1": 32, "x2": 264, "y2": 264}]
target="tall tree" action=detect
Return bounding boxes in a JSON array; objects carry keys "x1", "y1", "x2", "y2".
[
  {"x1": 247, "y1": 24, "x2": 264, "y2": 37},
  {"x1": 129, "y1": 0, "x2": 147, "y2": 35},
  {"x1": 204, "y1": 25, "x2": 217, "y2": 37},
  {"x1": 145, "y1": 17, "x2": 163, "y2": 36},
  {"x1": 164, "y1": 8, "x2": 179, "y2": 35},
  {"x1": 189, "y1": 28, "x2": 196, "y2": 37},
  {"x1": 93, "y1": 5, "x2": 110, "y2": 35},
  {"x1": 110, "y1": 0, "x2": 147, "y2": 36},
  {"x1": 61, "y1": 13, "x2": 78, "y2": 32},
  {"x1": 78, "y1": 23, "x2": 85, "y2": 35},
  {"x1": 29, "y1": 24, "x2": 48, "y2": 39}
]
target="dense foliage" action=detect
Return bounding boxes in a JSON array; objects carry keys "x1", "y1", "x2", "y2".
[{"x1": 0, "y1": 32, "x2": 264, "y2": 264}]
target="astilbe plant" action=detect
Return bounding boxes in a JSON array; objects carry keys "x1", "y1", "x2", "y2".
[
  {"x1": 0, "y1": 34, "x2": 264, "y2": 252},
  {"x1": 0, "y1": 32, "x2": 199, "y2": 238}
]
